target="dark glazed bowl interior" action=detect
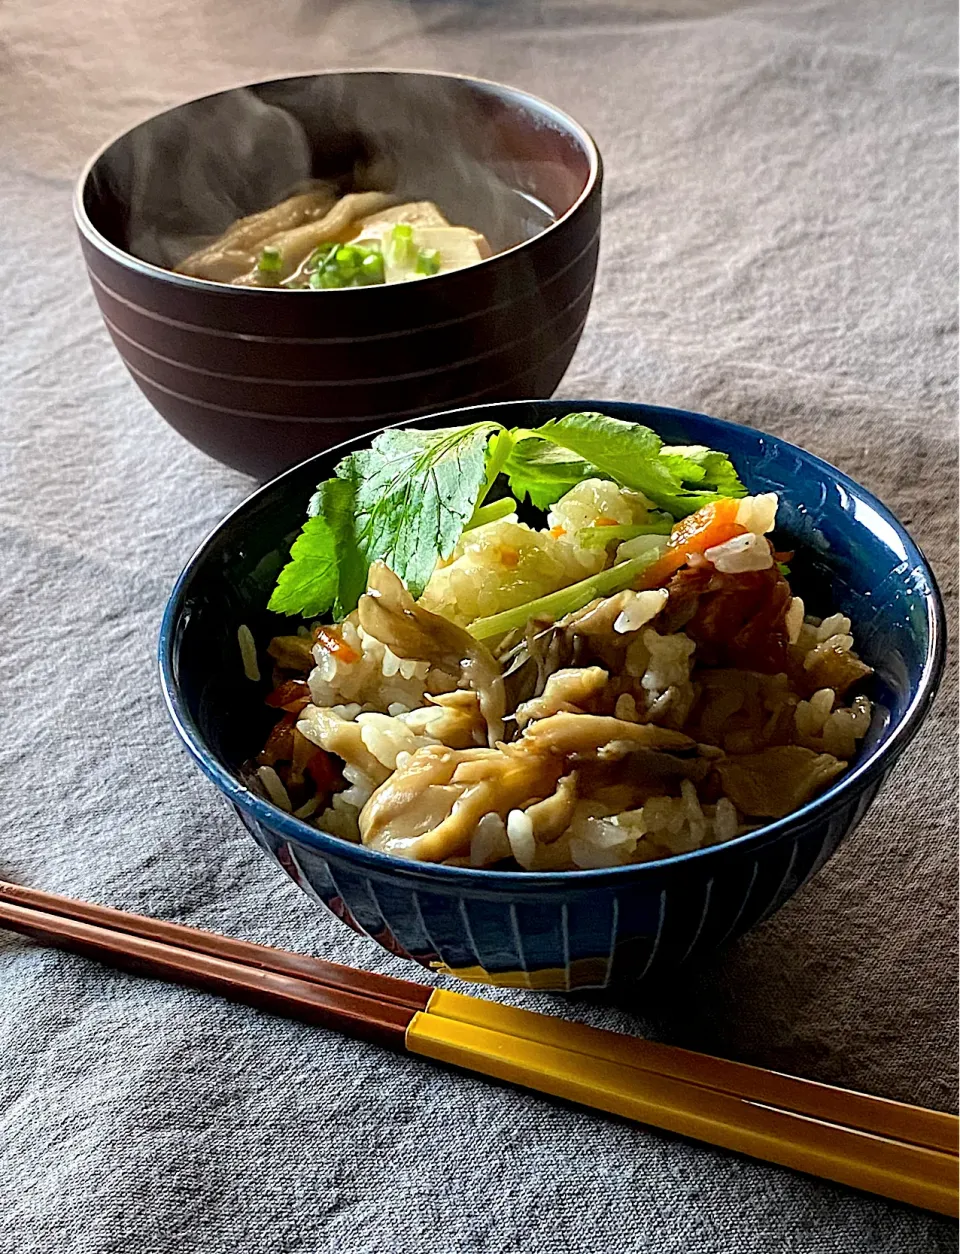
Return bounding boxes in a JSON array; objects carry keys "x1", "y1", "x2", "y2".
[
  {"x1": 159, "y1": 400, "x2": 945, "y2": 990},
  {"x1": 76, "y1": 72, "x2": 602, "y2": 479}
]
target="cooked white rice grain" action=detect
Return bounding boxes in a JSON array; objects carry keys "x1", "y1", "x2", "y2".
[
  {"x1": 613, "y1": 588, "x2": 670, "y2": 633},
  {"x1": 705, "y1": 532, "x2": 773, "y2": 573},
  {"x1": 795, "y1": 687, "x2": 837, "y2": 739},
  {"x1": 614, "y1": 692, "x2": 639, "y2": 721},
  {"x1": 338, "y1": 768, "x2": 376, "y2": 811},
  {"x1": 640, "y1": 629, "x2": 696, "y2": 699},
  {"x1": 821, "y1": 694, "x2": 872, "y2": 758},
  {"x1": 641, "y1": 794, "x2": 705, "y2": 854},
  {"x1": 308, "y1": 617, "x2": 453, "y2": 712},
  {"x1": 679, "y1": 778, "x2": 707, "y2": 845},
  {"x1": 712, "y1": 797, "x2": 739, "y2": 842},
  {"x1": 331, "y1": 703, "x2": 362, "y2": 721},
  {"x1": 257, "y1": 765, "x2": 291, "y2": 812},
  {"x1": 506, "y1": 809, "x2": 537, "y2": 869},
  {"x1": 615, "y1": 533, "x2": 668, "y2": 565},
  {"x1": 736, "y1": 493, "x2": 779, "y2": 534},
  {"x1": 817, "y1": 613, "x2": 852, "y2": 641},
  {"x1": 315, "y1": 793, "x2": 362, "y2": 841},
  {"x1": 238, "y1": 624, "x2": 260, "y2": 682},
  {"x1": 785, "y1": 596, "x2": 805, "y2": 644},
  {"x1": 381, "y1": 647, "x2": 401, "y2": 677},
  {"x1": 470, "y1": 813, "x2": 511, "y2": 868},
  {"x1": 804, "y1": 634, "x2": 855, "y2": 668},
  {"x1": 568, "y1": 813, "x2": 638, "y2": 869}
]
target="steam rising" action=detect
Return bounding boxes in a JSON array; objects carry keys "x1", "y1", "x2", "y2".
[
  {"x1": 124, "y1": 93, "x2": 313, "y2": 268},
  {"x1": 97, "y1": 76, "x2": 563, "y2": 271}
]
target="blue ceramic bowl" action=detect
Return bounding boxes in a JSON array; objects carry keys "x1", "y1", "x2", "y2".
[{"x1": 159, "y1": 400, "x2": 945, "y2": 991}]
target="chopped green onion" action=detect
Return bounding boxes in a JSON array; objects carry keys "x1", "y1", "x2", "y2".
[
  {"x1": 464, "y1": 497, "x2": 517, "y2": 530},
  {"x1": 335, "y1": 246, "x2": 360, "y2": 275},
  {"x1": 576, "y1": 518, "x2": 674, "y2": 549},
  {"x1": 257, "y1": 245, "x2": 283, "y2": 275},
  {"x1": 360, "y1": 251, "x2": 385, "y2": 284},
  {"x1": 311, "y1": 268, "x2": 344, "y2": 289},
  {"x1": 777, "y1": 561, "x2": 791, "y2": 577},
  {"x1": 416, "y1": 248, "x2": 441, "y2": 276},
  {"x1": 305, "y1": 244, "x2": 336, "y2": 273},
  {"x1": 289, "y1": 241, "x2": 389, "y2": 290},
  {"x1": 467, "y1": 544, "x2": 668, "y2": 641},
  {"x1": 386, "y1": 223, "x2": 418, "y2": 269}
]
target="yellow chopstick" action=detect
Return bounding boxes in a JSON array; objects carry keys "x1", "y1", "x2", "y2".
[
  {"x1": 408, "y1": 993, "x2": 959, "y2": 1217},
  {"x1": 423, "y1": 990, "x2": 958, "y2": 1156}
]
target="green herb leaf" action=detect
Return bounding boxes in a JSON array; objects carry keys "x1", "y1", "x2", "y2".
[
  {"x1": 659, "y1": 444, "x2": 747, "y2": 505},
  {"x1": 504, "y1": 420, "x2": 748, "y2": 517},
  {"x1": 503, "y1": 437, "x2": 591, "y2": 510},
  {"x1": 269, "y1": 413, "x2": 750, "y2": 622},
  {"x1": 528, "y1": 413, "x2": 701, "y2": 514},
  {"x1": 267, "y1": 515, "x2": 339, "y2": 618},
  {"x1": 272, "y1": 423, "x2": 505, "y2": 619},
  {"x1": 317, "y1": 475, "x2": 366, "y2": 618},
  {"x1": 479, "y1": 428, "x2": 516, "y2": 502},
  {"x1": 342, "y1": 423, "x2": 501, "y2": 598}
]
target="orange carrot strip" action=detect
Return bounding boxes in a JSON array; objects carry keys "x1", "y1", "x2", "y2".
[
  {"x1": 638, "y1": 499, "x2": 746, "y2": 590},
  {"x1": 313, "y1": 625, "x2": 360, "y2": 665}
]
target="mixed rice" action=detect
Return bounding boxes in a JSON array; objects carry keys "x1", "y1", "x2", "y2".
[{"x1": 250, "y1": 477, "x2": 873, "y2": 871}]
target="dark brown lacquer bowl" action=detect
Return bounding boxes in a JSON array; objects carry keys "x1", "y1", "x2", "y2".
[{"x1": 75, "y1": 70, "x2": 602, "y2": 479}]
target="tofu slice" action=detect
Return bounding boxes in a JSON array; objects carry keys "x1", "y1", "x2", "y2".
[
  {"x1": 352, "y1": 218, "x2": 489, "y2": 283},
  {"x1": 356, "y1": 201, "x2": 452, "y2": 231}
]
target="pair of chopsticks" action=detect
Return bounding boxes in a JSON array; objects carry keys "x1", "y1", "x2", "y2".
[{"x1": 1, "y1": 881, "x2": 956, "y2": 1217}]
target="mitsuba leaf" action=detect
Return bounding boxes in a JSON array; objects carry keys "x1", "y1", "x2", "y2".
[
  {"x1": 527, "y1": 414, "x2": 748, "y2": 518},
  {"x1": 267, "y1": 515, "x2": 339, "y2": 618},
  {"x1": 342, "y1": 422, "x2": 500, "y2": 599},
  {"x1": 268, "y1": 413, "x2": 750, "y2": 620},
  {"x1": 660, "y1": 444, "x2": 747, "y2": 502},
  {"x1": 504, "y1": 438, "x2": 592, "y2": 510},
  {"x1": 529, "y1": 413, "x2": 698, "y2": 514},
  {"x1": 269, "y1": 422, "x2": 500, "y2": 619}
]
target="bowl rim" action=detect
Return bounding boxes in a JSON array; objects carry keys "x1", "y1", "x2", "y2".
[
  {"x1": 158, "y1": 398, "x2": 947, "y2": 891},
  {"x1": 73, "y1": 66, "x2": 602, "y2": 297}
]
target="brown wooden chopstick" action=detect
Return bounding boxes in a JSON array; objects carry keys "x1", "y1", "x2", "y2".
[
  {"x1": 0, "y1": 880, "x2": 430, "y2": 1012},
  {"x1": 2, "y1": 880, "x2": 953, "y2": 1158},
  {"x1": 1, "y1": 882, "x2": 956, "y2": 1216},
  {"x1": 0, "y1": 898, "x2": 415, "y2": 1048}
]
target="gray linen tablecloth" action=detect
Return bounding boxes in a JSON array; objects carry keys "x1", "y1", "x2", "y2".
[{"x1": 1, "y1": 2, "x2": 956, "y2": 1251}]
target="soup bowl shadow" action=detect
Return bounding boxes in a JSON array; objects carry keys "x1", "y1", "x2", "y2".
[
  {"x1": 75, "y1": 70, "x2": 602, "y2": 480},
  {"x1": 159, "y1": 399, "x2": 945, "y2": 992}
]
